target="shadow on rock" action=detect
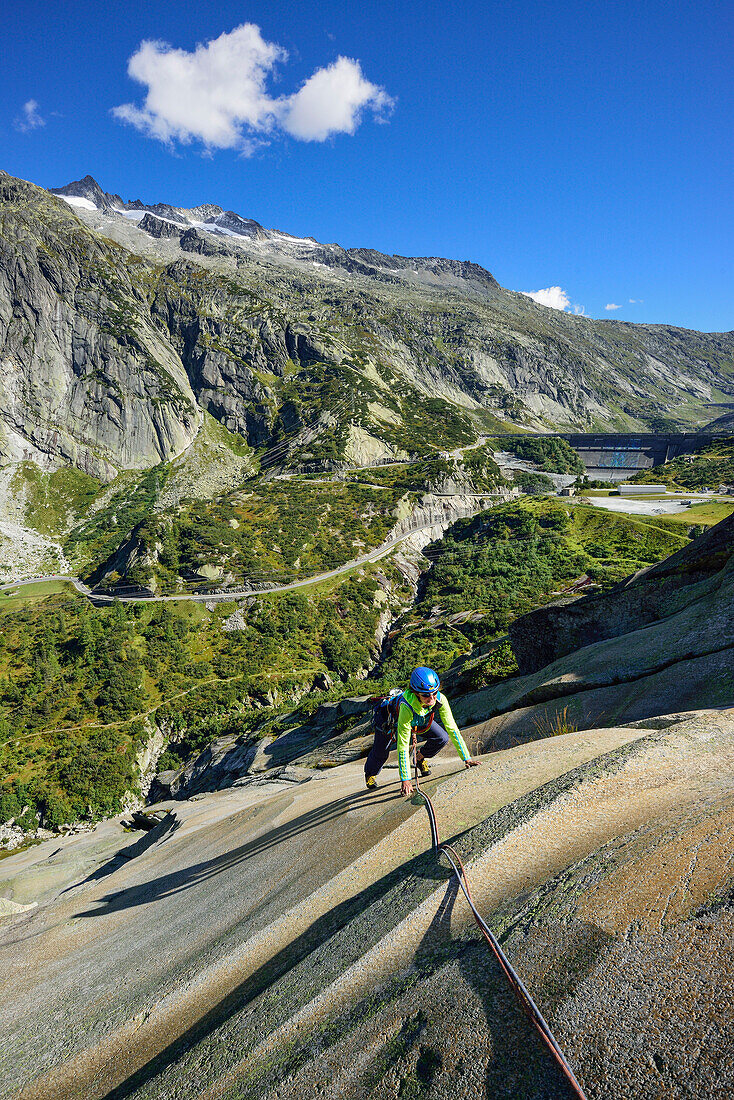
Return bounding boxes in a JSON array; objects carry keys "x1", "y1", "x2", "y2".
[
  {"x1": 76, "y1": 786, "x2": 400, "y2": 918},
  {"x1": 62, "y1": 813, "x2": 183, "y2": 895},
  {"x1": 407, "y1": 875, "x2": 583, "y2": 1100},
  {"x1": 98, "y1": 838, "x2": 447, "y2": 1100}
]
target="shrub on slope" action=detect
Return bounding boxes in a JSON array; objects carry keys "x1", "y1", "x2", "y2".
[{"x1": 0, "y1": 563, "x2": 408, "y2": 829}]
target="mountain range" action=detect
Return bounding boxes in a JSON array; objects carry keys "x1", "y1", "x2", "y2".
[{"x1": 1, "y1": 169, "x2": 732, "y2": 485}]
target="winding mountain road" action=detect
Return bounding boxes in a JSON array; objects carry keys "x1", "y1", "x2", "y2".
[{"x1": 0, "y1": 508, "x2": 486, "y2": 605}]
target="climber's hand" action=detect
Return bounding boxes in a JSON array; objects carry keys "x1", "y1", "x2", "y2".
[
  {"x1": 464, "y1": 759, "x2": 480, "y2": 768},
  {"x1": 401, "y1": 780, "x2": 414, "y2": 797}
]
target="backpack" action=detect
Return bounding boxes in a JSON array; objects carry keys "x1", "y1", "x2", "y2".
[{"x1": 370, "y1": 689, "x2": 404, "y2": 740}]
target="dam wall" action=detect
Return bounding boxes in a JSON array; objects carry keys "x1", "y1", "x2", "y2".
[{"x1": 556, "y1": 433, "x2": 715, "y2": 481}]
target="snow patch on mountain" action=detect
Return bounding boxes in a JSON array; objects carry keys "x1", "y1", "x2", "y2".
[{"x1": 58, "y1": 195, "x2": 97, "y2": 211}]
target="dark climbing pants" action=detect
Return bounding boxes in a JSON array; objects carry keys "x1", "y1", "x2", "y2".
[{"x1": 364, "y1": 720, "x2": 450, "y2": 778}]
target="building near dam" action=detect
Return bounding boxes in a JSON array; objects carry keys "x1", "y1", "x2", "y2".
[{"x1": 618, "y1": 484, "x2": 667, "y2": 496}]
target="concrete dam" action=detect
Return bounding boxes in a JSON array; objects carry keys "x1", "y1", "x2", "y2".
[{"x1": 554, "y1": 433, "x2": 715, "y2": 482}]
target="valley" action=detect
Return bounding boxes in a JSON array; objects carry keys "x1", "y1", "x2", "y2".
[{"x1": 0, "y1": 167, "x2": 733, "y2": 1100}]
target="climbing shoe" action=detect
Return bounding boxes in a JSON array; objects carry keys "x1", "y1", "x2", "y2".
[
  {"x1": 365, "y1": 775, "x2": 378, "y2": 790},
  {"x1": 416, "y1": 757, "x2": 431, "y2": 777}
]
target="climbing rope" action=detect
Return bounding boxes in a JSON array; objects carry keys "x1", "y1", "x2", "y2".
[{"x1": 411, "y1": 732, "x2": 589, "y2": 1100}]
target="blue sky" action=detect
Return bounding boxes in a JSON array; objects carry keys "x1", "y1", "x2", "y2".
[{"x1": 4, "y1": 0, "x2": 732, "y2": 331}]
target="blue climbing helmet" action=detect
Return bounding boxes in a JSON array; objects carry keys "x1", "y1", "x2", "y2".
[{"x1": 409, "y1": 666, "x2": 440, "y2": 694}]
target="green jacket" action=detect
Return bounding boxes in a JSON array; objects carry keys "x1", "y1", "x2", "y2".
[{"x1": 396, "y1": 688, "x2": 470, "y2": 782}]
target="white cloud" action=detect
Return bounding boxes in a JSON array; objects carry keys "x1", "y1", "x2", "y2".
[
  {"x1": 113, "y1": 25, "x2": 283, "y2": 147},
  {"x1": 281, "y1": 56, "x2": 393, "y2": 141},
  {"x1": 14, "y1": 99, "x2": 45, "y2": 132},
  {"x1": 113, "y1": 24, "x2": 393, "y2": 151},
  {"x1": 628, "y1": 298, "x2": 643, "y2": 304},
  {"x1": 521, "y1": 286, "x2": 572, "y2": 311},
  {"x1": 605, "y1": 302, "x2": 622, "y2": 311}
]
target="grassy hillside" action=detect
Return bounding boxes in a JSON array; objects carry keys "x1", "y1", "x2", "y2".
[
  {"x1": 0, "y1": 562, "x2": 410, "y2": 828},
  {"x1": 89, "y1": 477, "x2": 410, "y2": 591},
  {"x1": 662, "y1": 500, "x2": 734, "y2": 526},
  {"x1": 378, "y1": 498, "x2": 691, "y2": 687},
  {"x1": 4, "y1": 420, "x2": 512, "y2": 599},
  {"x1": 3, "y1": 413, "x2": 257, "y2": 575},
  {"x1": 630, "y1": 436, "x2": 734, "y2": 490},
  {"x1": 8, "y1": 464, "x2": 100, "y2": 539},
  {"x1": 68, "y1": 447, "x2": 509, "y2": 592}
]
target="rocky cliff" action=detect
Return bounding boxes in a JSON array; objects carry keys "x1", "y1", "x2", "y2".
[{"x1": 0, "y1": 174, "x2": 200, "y2": 480}]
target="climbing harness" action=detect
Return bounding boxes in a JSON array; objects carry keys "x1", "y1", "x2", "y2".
[{"x1": 410, "y1": 729, "x2": 589, "y2": 1100}]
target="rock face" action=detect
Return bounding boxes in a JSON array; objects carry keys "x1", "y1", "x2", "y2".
[
  {"x1": 454, "y1": 512, "x2": 734, "y2": 747},
  {"x1": 155, "y1": 694, "x2": 375, "y2": 799},
  {"x1": 0, "y1": 173, "x2": 200, "y2": 479},
  {"x1": 153, "y1": 734, "x2": 258, "y2": 799},
  {"x1": 1, "y1": 711, "x2": 733, "y2": 1099},
  {"x1": 50, "y1": 174, "x2": 123, "y2": 213},
  {"x1": 138, "y1": 212, "x2": 183, "y2": 239}
]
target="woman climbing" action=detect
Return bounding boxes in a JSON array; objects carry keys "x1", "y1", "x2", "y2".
[{"x1": 365, "y1": 666, "x2": 480, "y2": 795}]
